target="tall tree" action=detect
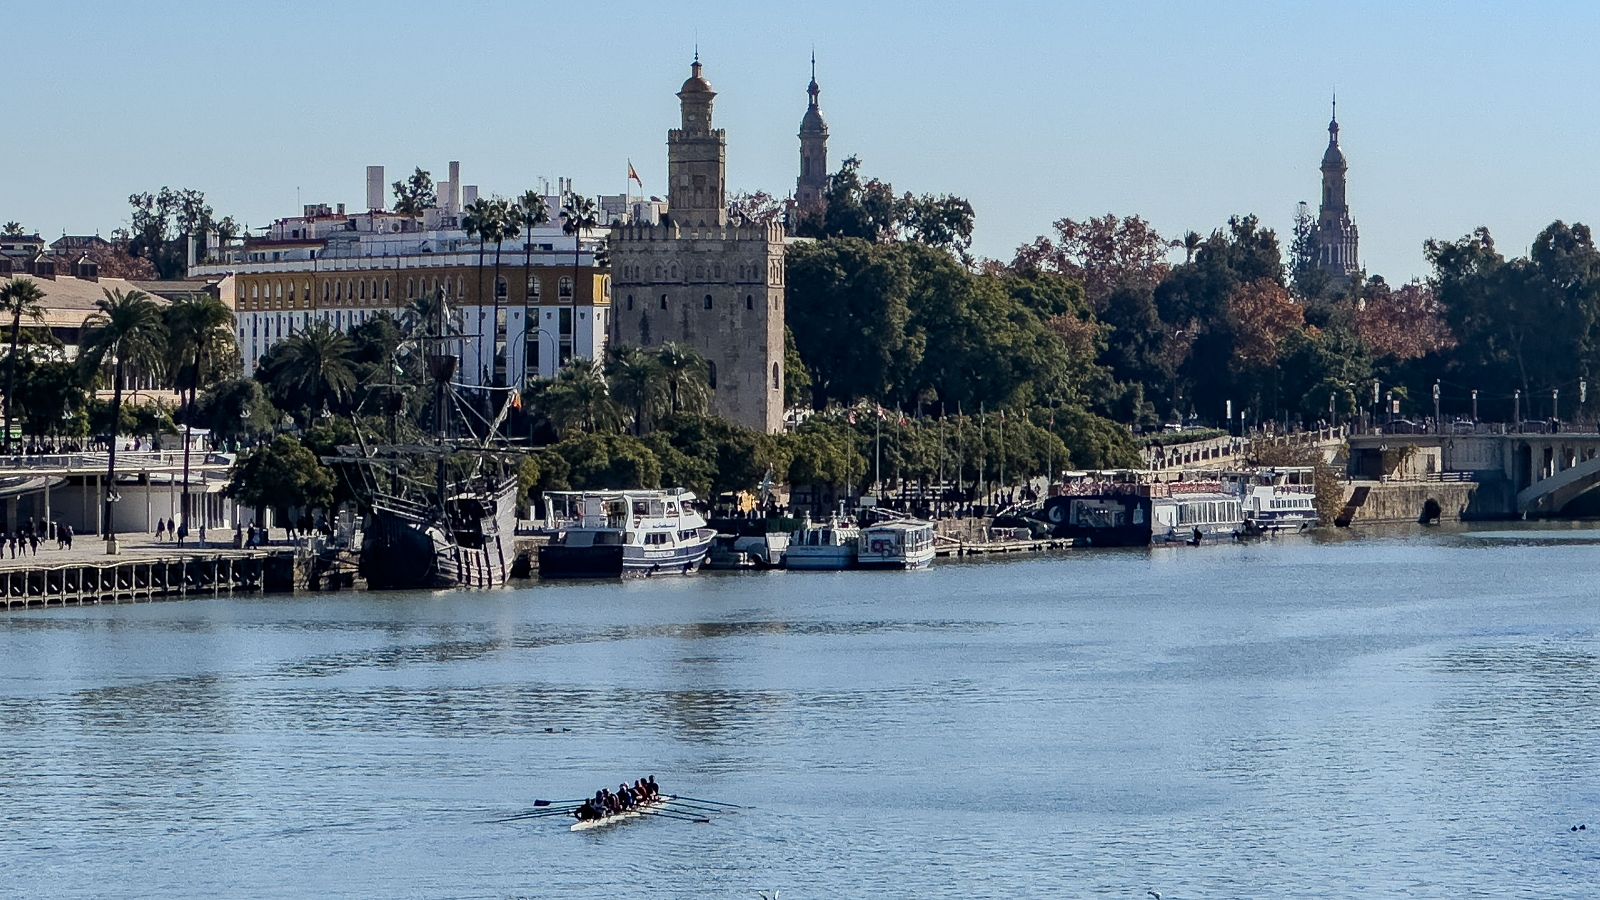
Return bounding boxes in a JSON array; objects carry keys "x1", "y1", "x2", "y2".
[
  {"x1": 165, "y1": 295, "x2": 236, "y2": 528},
  {"x1": 605, "y1": 345, "x2": 667, "y2": 435},
  {"x1": 516, "y1": 190, "x2": 551, "y2": 383},
  {"x1": 543, "y1": 360, "x2": 622, "y2": 436},
  {"x1": 655, "y1": 342, "x2": 710, "y2": 414},
  {"x1": 488, "y1": 197, "x2": 520, "y2": 387},
  {"x1": 561, "y1": 192, "x2": 600, "y2": 339},
  {"x1": 78, "y1": 288, "x2": 167, "y2": 542},
  {"x1": 1008, "y1": 213, "x2": 1171, "y2": 313},
  {"x1": 263, "y1": 320, "x2": 357, "y2": 420},
  {"x1": 461, "y1": 197, "x2": 496, "y2": 382},
  {"x1": 391, "y1": 167, "x2": 437, "y2": 215},
  {"x1": 0, "y1": 278, "x2": 46, "y2": 453}
]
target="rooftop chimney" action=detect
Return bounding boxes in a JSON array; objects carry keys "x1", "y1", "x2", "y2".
[{"x1": 366, "y1": 165, "x2": 385, "y2": 211}]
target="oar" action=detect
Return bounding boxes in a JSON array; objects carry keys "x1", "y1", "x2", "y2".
[
  {"x1": 666, "y1": 794, "x2": 749, "y2": 809},
  {"x1": 531, "y1": 798, "x2": 586, "y2": 808},
  {"x1": 632, "y1": 809, "x2": 711, "y2": 824},
  {"x1": 662, "y1": 799, "x2": 737, "y2": 814},
  {"x1": 484, "y1": 806, "x2": 580, "y2": 824}
]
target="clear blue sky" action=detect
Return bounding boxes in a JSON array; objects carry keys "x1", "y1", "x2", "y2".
[{"x1": 6, "y1": 1, "x2": 1600, "y2": 281}]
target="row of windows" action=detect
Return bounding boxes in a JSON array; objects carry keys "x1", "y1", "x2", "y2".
[
  {"x1": 244, "y1": 274, "x2": 582, "y2": 310},
  {"x1": 623, "y1": 293, "x2": 777, "y2": 312}
]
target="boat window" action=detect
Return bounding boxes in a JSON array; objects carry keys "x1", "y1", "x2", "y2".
[{"x1": 633, "y1": 500, "x2": 649, "y2": 516}]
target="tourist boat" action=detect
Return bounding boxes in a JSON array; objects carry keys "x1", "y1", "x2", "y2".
[
  {"x1": 1230, "y1": 467, "x2": 1319, "y2": 533},
  {"x1": 537, "y1": 489, "x2": 715, "y2": 578},
  {"x1": 1149, "y1": 482, "x2": 1245, "y2": 544},
  {"x1": 783, "y1": 509, "x2": 860, "y2": 570},
  {"x1": 856, "y1": 519, "x2": 937, "y2": 569},
  {"x1": 1039, "y1": 475, "x2": 1242, "y2": 547},
  {"x1": 570, "y1": 796, "x2": 673, "y2": 832}
]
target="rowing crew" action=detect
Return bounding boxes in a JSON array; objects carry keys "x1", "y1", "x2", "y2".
[{"x1": 572, "y1": 776, "x2": 661, "y2": 822}]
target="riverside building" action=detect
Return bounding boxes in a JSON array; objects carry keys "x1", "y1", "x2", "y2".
[{"x1": 190, "y1": 162, "x2": 612, "y2": 386}]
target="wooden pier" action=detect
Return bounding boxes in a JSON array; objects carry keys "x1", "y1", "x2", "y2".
[
  {"x1": 0, "y1": 546, "x2": 298, "y2": 610},
  {"x1": 934, "y1": 522, "x2": 1073, "y2": 558}
]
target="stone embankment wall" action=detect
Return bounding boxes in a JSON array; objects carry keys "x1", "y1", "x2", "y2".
[{"x1": 1339, "y1": 480, "x2": 1514, "y2": 525}]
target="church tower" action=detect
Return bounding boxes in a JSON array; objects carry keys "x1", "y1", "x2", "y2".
[
  {"x1": 1312, "y1": 98, "x2": 1359, "y2": 281},
  {"x1": 667, "y1": 54, "x2": 727, "y2": 228},
  {"x1": 796, "y1": 54, "x2": 829, "y2": 213}
]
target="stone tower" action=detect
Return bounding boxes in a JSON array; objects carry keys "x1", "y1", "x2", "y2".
[
  {"x1": 1312, "y1": 98, "x2": 1359, "y2": 281},
  {"x1": 796, "y1": 54, "x2": 829, "y2": 213},
  {"x1": 610, "y1": 57, "x2": 788, "y2": 434},
  {"x1": 667, "y1": 55, "x2": 727, "y2": 228}
]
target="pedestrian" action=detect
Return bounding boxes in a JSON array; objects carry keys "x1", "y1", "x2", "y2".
[
  {"x1": 198, "y1": 522, "x2": 207, "y2": 547},
  {"x1": 155, "y1": 518, "x2": 166, "y2": 542},
  {"x1": 28, "y1": 532, "x2": 37, "y2": 556},
  {"x1": 63, "y1": 524, "x2": 73, "y2": 551},
  {"x1": 176, "y1": 521, "x2": 188, "y2": 548}
]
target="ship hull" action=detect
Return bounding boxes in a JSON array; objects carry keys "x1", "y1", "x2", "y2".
[{"x1": 359, "y1": 479, "x2": 519, "y2": 590}]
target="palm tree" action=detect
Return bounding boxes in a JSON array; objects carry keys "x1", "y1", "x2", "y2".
[
  {"x1": 516, "y1": 191, "x2": 551, "y2": 383},
  {"x1": 0, "y1": 277, "x2": 46, "y2": 454},
  {"x1": 488, "y1": 197, "x2": 520, "y2": 387},
  {"x1": 461, "y1": 197, "x2": 495, "y2": 382},
  {"x1": 543, "y1": 361, "x2": 622, "y2": 436},
  {"x1": 78, "y1": 288, "x2": 167, "y2": 545},
  {"x1": 561, "y1": 192, "x2": 600, "y2": 312},
  {"x1": 272, "y1": 320, "x2": 357, "y2": 420},
  {"x1": 605, "y1": 345, "x2": 667, "y2": 435},
  {"x1": 165, "y1": 295, "x2": 235, "y2": 530},
  {"x1": 1180, "y1": 230, "x2": 1202, "y2": 264},
  {"x1": 656, "y1": 341, "x2": 710, "y2": 414}
]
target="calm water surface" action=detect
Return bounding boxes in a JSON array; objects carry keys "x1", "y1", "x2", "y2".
[{"x1": 2, "y1": 526, "x2": 1599, "y2": 898}]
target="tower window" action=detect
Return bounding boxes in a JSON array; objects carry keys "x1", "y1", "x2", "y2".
[
  {"x1": 708, "y1": 360, "x2": 717, "y2": 389},
  {"x1": 704, "y1": 294, "x2": 713, "y2": 310},
  {"x1": 626, "y1": 294, "x2": 634, "y2": 310},
  {"x1": 745, "y1": 294, "x2": 753, "y2": 310},
  {"x1": 660, "y1": 294, "x2": 668, "y2": 310},
  {"x1": 772, "y1": 362, "x2": 780, "y2": 391}
]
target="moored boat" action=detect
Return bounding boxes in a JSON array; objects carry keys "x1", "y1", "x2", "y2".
[
  {"x1": 538, "y1": 489, "x2": 715, "y2": 578},
  {"x1": 856, "y1": 519, "x2": 937, "y2": 569},
  {"x1": 783, "y1": 509, "x2": 860, "y2": 570}
]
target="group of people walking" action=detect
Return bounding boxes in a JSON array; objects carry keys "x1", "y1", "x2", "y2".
[
  {"x1": 153, "y1": 518, "x2": 201, "y2": 546},
  {"x1": 572, "y1": 777, "x2": 661, "y2": 822},
  {"x1": 2, "y1": 519, "x2": 74, "y2": 558}
]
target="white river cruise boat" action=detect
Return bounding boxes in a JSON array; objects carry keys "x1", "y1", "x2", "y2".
[
  {"x1": 537, "y1": 489, "x2": 715, "y2": 579},
  {"x1": 856, "y1": 519, "x2": 937, "y2": 570},
  {"x1": 783, "y1": 509, "x2": 860, "y2": 570},
  {"x1": 1231, "y1": 467, "x2": 1319, "y2": 533}
]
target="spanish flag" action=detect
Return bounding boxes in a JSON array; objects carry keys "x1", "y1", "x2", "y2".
[{"x1": 627, "y1": 160, "x2": 643, "y2": 187}]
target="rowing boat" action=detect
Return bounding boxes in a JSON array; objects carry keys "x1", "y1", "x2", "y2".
[{"x1": 569, "y1": 796, "x2": 671, "y2": 831}]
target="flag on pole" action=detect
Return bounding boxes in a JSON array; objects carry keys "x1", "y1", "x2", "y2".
[{"x1": 627, "y1": 160, "x2": 643, "y2": 187}]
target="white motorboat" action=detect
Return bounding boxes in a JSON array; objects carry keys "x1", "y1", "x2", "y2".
[
  {"x1": 539, "y1": 489, "x2": 715, "y2": 578},
  {"x1": 856, "y1": 519, "x2": 937, "y2": 569},
  {"x1": 783, "y1": 509, "x2": 860, "y2": 570},
  {"x1": 1234, "y1": 467, "x2": 1319, "y2": 532}
]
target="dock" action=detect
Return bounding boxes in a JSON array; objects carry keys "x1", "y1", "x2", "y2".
[
  {"x1": 0, "y1": 538, "x2": 300, "y2": 610},
  {"x1": 933, "y1": 521, "x2": 1073, "y2": 558}
]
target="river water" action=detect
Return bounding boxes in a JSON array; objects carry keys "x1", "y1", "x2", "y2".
[{"x1": 1, "y1": 526, "x2": 1598, "y2": 898}]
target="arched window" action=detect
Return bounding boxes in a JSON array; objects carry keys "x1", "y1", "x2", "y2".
[
  {"x1": 288, "y1": 283, "x2": 296, "y2": 303},
  {"x1": 334, "y1": 281, "x2": 342, "y2": 301},
  {"x1": 707, "y1": 360, "x2": 717, "y2": 389},
  {"x1": 322, "y1": 283, "x2": 330, "y2": 302},
  {"x1": 383, "y1": 280, "x2": 390, "y2": 300},
  {"x1": 527, "y1": 274, "x2": 541, "y2": 301},
  {"x1": 772, "y1": 362, "x2": 780, "y2": 390},
  {"x1": 406, "y1": 278, "x2": 414, "y2": 298},
  {"x1": 660, "y1": 294, "x2": 668, "y2": 310},
  {"x1": 496, "y1": 276, "x2": 508, "y2": 300},
  {"x1": 626, "y1": 294, "x2": 634, "y2": 310},
  {"x1": 559, "y1": 276, "x2": 573, "y2": 299},
  {"x1": 704, "y1": 294, "x2": 713, "y2": 310},
  {"x1": 745, "y1": 294, "x2": 753, "y2": 310},
  {"x1": 359, "y1": 280, "x2": 366, "y2": 300},
  {"x1": 275, "y1": 283, "x2": 283, "y2": 300}
]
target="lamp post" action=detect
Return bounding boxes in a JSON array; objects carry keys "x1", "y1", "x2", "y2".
[
  {"x1": 1553, "y1": 388, "x2": 1560, "y2": 429},
  {"x1": 1433, "y1": 380, "x2": 1441, "y2": 434},
  {"x1": 1514, "y1": 389, "x2": 1521, "y2": 431},
  {"x1": 1371, "y1": 379, "x2": 1380, "y2": 433},
  {"x1": 1471, "y1": 389, "x2": 1478, "y2": 423},
  {"x1": 1386, "y1": 390, "x2": 1394, "y2": 428}
]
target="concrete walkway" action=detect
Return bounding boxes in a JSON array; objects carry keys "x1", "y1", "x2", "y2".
[{"x1": 0, "y1": 534, "x2": 287, "y2": 571}]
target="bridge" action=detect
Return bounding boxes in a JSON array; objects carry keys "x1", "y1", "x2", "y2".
[{"x1": 1347, "y1": 428, "x2": 1600, "y2": 517}]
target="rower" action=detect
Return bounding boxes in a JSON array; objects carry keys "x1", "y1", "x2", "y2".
[
  {"x1": 647, "y1": 775, "x2": 659, "y2": 798},
  {"x1": 618, "y1": 783, "x2": 634, "y2": 810}
]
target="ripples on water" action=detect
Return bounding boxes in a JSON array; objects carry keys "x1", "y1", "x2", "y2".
[{"x1": 0, "y1": 531, "x2": 1598, "y2": 897}]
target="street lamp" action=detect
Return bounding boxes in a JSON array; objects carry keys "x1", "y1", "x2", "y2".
[
  {"x1": 1471, "y1": 389, "x2": 1478, "y2": 423},
  {"x1": 1433, "y1": 380, "x2": 1441, "y2": 433},
  {"x1": 1553, "y1": 388, "x2": 1560, "y2": 428},
  {"x1": 1514, "y1": 389, "x2": 1521, "y2": 430}
]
